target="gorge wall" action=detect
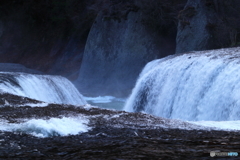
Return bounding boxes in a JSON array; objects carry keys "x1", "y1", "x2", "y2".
[
  {"x1": 0, "y1": 0, "x2": 100, "y2": 80},
  {"x1": 176, "y1": 0, "x2": 240, "y2": 53},
  {"x1": 76, "y1": 0, "x2": 186, "y2": 97}
]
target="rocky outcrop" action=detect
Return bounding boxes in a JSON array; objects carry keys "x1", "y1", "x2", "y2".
[
  {"x1": 0, "y1": 93, "x2": 240, "y2": 159},
  {"x1": 176, "y1": 0, "x2": 240, "y2": 53},
  {"x1": 76, "y1": 0, "x2": 186, "y2": 97}
]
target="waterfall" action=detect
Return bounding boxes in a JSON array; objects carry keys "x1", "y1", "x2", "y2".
[
  {"x1": 124, "y1": 47, "x2": 240, "y2": 121},
  {"x1": 0, "y1": 72, "x2": 86, "y2": 105}
]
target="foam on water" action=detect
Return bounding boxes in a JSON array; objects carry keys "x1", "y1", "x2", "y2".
[
  {"x1": 18, "y1": 103, "x2": 49, "y2": 107},
  {"x1": 0, "y1": 102, "x2": 49, "y2": 108},
  {"x1": 124, "y1": 48, "x2": 240, "y2": 121},
  {"x1": 84, "y1": 96, "x2": 115, "y2": 103},
  {"x1": 0, "y1": 117, "x2": 90, "y2": 137},
  {"x1": 189, "y1": 120, "x2": 240, "y2": 131},
  {"x1": 84, "y1": 96, "x2": 126, "y2": 110},
  {"x1": 0, "y1": 72, "x2": 86, "y2": 105}
]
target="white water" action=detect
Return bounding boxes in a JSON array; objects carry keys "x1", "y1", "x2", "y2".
[
  {"x1": 1, "y1": 112, "x2": 240, "y2": 138},
  {"x1": 84, "y1": 96, "x2": 126, "y2": 110},
  {"x1": 84, "y1": 96, "x2": 116, "y2": 103},
  {"x1": 0, "y1": 72, "x2": 86, "y2": 105},
  {"x1": 124, "y1": 47, "x2": 240, "y2": 121},
  {"x1": 189, "y1": 120, "x2": 240, "y2": 131},
  {"x1": 17, "y1": 102, "x2": 49, "y2": 108},
  {"x1": 0, "y1": 117, "x2": 90, "y2": 137}
]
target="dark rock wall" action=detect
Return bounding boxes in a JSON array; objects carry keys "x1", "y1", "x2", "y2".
[
  {"x1": 0, "y1": 0, "x2": 99, "y2": 80},
  {"x1": 0, "y1": 63, "x2": 42, "y2": 74},
  {"x1": 76, "y1": 0, "x2": 186, "y2": 97},
  {"x1": 176, "y1": 0, "x2": 240, "y2": 53}
]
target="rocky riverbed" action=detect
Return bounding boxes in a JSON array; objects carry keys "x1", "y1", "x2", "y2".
[{"x1": 0, "y1": 93, "x2": 239, "y2": 159}]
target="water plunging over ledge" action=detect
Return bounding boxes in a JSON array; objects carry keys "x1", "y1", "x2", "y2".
[{"x1": 124, "y1": 47, "x2": 240, "y2": 121}]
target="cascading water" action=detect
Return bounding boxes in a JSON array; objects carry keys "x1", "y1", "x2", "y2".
[
  {"x1": 124, "y1": 47, "x2": 240, "y2": 121},
  {"x1": 0, "y1": 72, "x2": 86, "y2": 105}
]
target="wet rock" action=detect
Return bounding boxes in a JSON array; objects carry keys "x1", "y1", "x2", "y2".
[{"x1": 0, "y1": 93, "x2": 239, "y2": 159}]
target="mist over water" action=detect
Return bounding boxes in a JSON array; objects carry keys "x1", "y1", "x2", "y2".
[{"x1": 124, "y1": 48, "x2": 240, "y2": 121}]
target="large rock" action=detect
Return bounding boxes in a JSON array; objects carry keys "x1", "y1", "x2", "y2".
[
  {"x1": 176, "y1": 0, "x2": 240, "y2": 53},
  {"x1": 76, "y1": 0, "x2": 186, "y2": 97}
]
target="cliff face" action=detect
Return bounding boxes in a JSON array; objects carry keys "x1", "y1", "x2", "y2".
[
  {"x1": 176, "y1": 0, "x2": 240, "y2": 53},
  {"x1": 76, "y1": 0, "x2": 186, "y2": 97},
  {"x1": 0, "y1": 0, "x2": 100, "y2": 80}
]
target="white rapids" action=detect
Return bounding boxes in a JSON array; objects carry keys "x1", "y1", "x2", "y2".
[{"x1": 0, "y1": 117, "x2": 90, "y2": 137}]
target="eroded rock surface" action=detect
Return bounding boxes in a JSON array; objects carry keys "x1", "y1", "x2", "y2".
[{"x1": 0, "y1": 93, "x2": 239, "y2": 159}]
